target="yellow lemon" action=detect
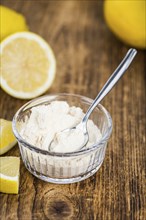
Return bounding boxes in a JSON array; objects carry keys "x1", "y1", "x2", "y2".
[
  {"x1": 104, "y1": 0, "x2": 146, "y2": 49},
  {"x1": 0, "y1": 156, "x2": 20, "y2": 194},
  {"x1": 0, "y1": 32, "x2": 56, "y2": 99},
  {"x1": 0, "y1": 119, "x2": 17, "y2": 155},
  {"x1": 0, "y1": 5, "x2": 28, "y2": 41}
]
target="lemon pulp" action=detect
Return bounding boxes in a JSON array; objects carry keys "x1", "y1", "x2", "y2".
[{"x1": 0, "y1": 119, "x2": 17, "y2": 155}]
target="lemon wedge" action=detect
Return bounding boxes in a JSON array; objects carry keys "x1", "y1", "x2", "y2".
[
  {"x1": 0, "y1": 156, "x2": 20, "y2": 194},
  {"x1": 0, "y1": 119, "x2": 17, "y2": 155},
  {"x1": 0, "y1": 32, "x2": 56, "y2": 99}
]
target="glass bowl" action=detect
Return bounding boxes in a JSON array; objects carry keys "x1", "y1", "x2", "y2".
[{"x1": 12, "y1": 93, "x2": 112, "y2": 184}]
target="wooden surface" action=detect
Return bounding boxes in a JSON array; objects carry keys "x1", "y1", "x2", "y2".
[{"x1": 0, "y1": 1, "x2": 146, "y2": 219}]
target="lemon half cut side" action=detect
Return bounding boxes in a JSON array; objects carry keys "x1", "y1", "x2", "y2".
[{"x1": 0, "y1": 32, "x2": 56, "y2": 99}]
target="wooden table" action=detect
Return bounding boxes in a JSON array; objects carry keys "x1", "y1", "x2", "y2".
[{"x1": 0, "y1": 1, "x2": 145, "y2": 219}]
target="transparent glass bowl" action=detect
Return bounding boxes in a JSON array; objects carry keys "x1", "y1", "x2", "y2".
[{"x1": 12, "y1": 93, "x2": 112, "y2": 184}]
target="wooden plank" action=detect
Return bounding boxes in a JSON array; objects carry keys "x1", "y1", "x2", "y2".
[{"x1": 0, "y1": 1, "x2": 145, "y2": 219}]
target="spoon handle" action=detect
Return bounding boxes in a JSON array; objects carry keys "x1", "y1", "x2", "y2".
[{"x1": 83, "y1": 48, "x2": 137, "y2": 123}]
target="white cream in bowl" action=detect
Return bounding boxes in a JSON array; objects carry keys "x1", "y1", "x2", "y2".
[{"x1": 20, "y1": 101, "x2": 102, "y2": 153}]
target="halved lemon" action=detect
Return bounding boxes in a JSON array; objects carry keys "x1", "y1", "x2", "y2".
[
  {"x1": 0, "y1": 156, "x2": 20, "y2": 194},
  {"x1": 0, "y1": 119, "x2": 17, "y2": 155},
  {"x1": 0, "y1": 32, "x2": 56, "y2": 99}
]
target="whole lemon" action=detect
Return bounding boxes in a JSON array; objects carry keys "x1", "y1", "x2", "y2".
[
  {"x1": 104, "y1": 0, "x2": 146, "y2": 49},
  {"x1": 0, "y1": 5, "x2": 28, "y2": 41}
]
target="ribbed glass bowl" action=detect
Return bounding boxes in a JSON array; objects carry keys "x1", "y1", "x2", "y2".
[{"x1": 12, "y1": 93, "x2": 112, "y2": 184}]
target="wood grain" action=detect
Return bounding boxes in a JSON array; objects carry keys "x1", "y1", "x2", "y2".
[{"x1": 0, "y1": 1, "x2": 145, "y2": 219}]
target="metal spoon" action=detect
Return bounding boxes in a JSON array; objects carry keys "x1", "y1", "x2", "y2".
[{"x1": 49, "y1": 48, "x2": 137, "y2": 152}]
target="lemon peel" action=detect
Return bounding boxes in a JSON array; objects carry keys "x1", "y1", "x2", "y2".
[
  {"x1": 104, "y1": 0, "x2": 146, "y2": 49},
  {"x1": 0, "y1": 5, "x2": 28, "y2": 41}
]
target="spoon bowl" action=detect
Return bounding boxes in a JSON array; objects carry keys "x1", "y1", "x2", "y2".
[{"x1": 49, "y1": 121, "x2": 89, "y2": 152}]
